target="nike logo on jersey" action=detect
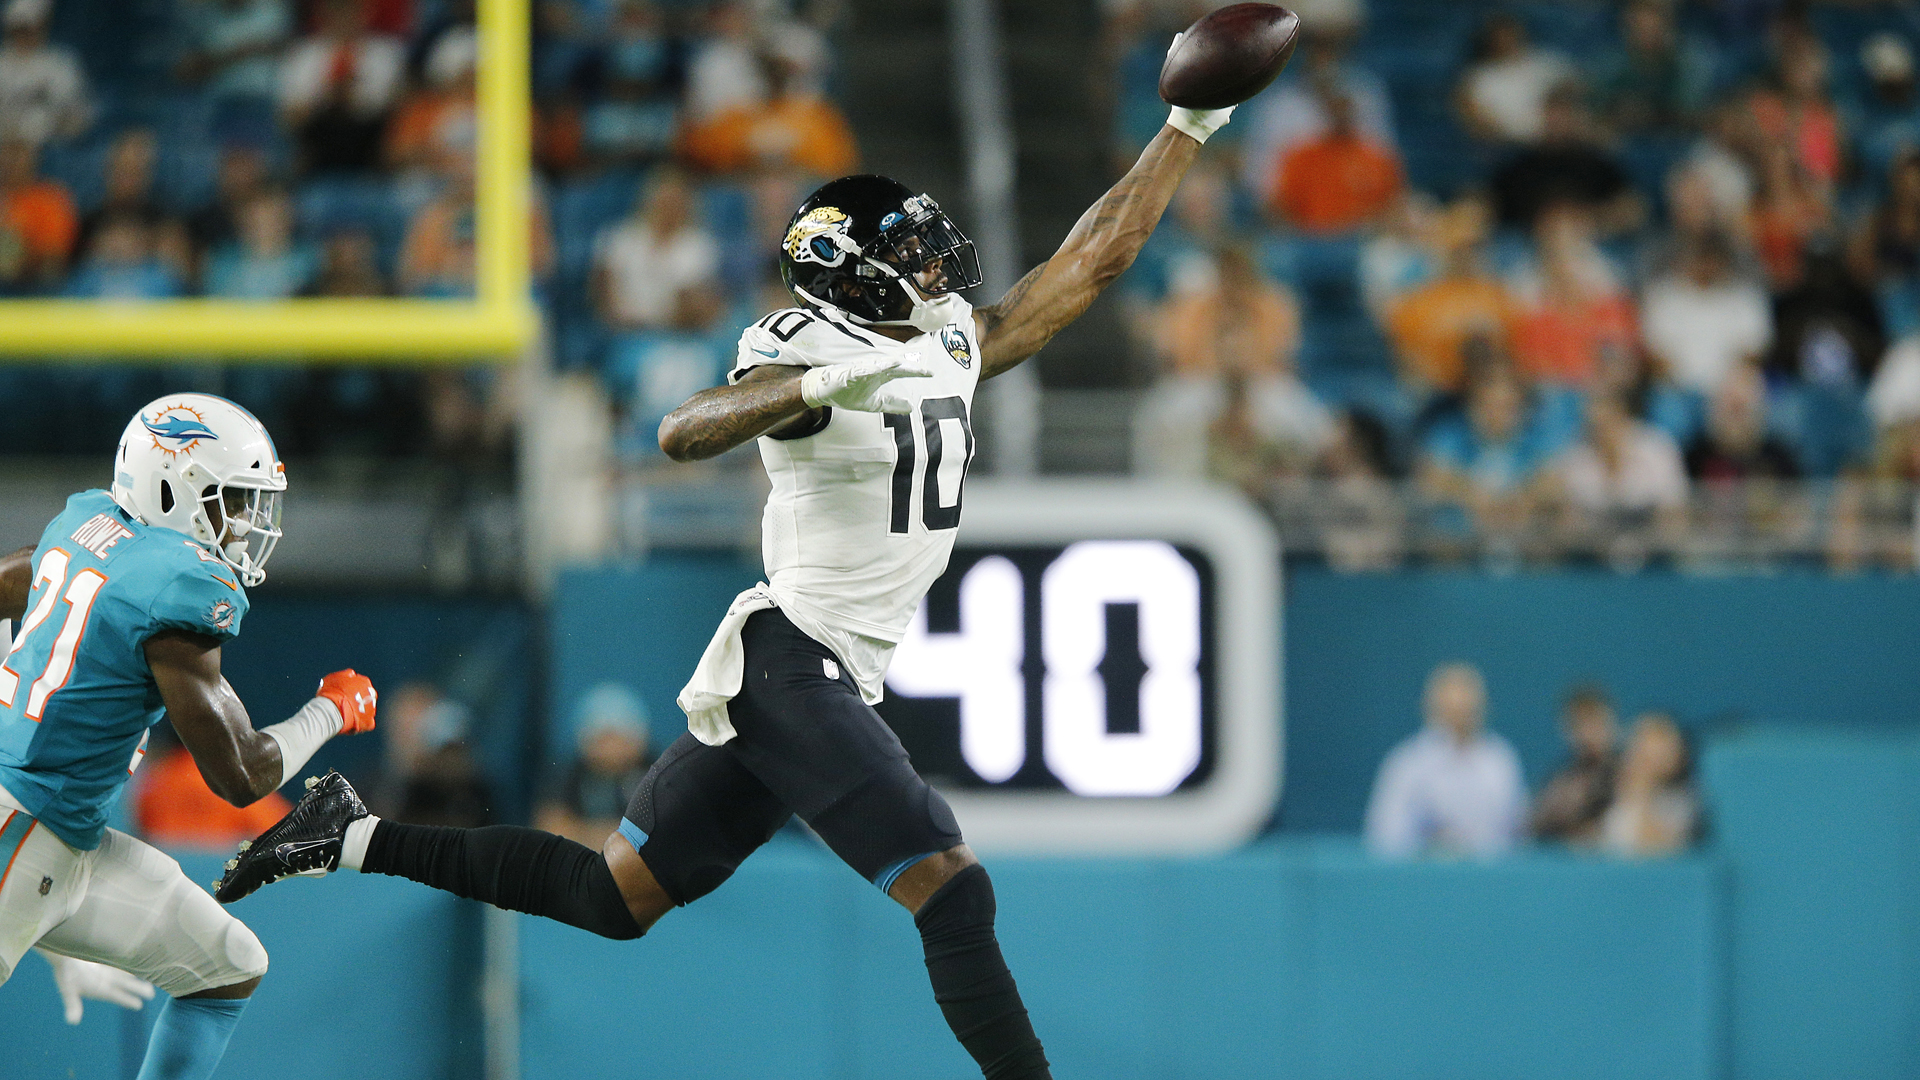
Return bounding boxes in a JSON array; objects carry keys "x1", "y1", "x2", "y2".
[
  {"x1": 751, "y1": 346, "x2": 780, "y2": 358},
  {"x1": 183, "y1": 542, "x2": 240, "y2": 589}
]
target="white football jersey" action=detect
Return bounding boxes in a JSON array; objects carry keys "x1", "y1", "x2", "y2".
[{"x1": 729, "y1": 300, "x2": 982, "y2": 702}]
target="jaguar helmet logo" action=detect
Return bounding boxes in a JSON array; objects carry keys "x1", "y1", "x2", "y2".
[
  {"x1": 940, "y1": 323, "x2": 972, "y2": 369},
  {"x1": 143, "y1": 404, "x2": 220, "y2": 458},
  {"x1": 784, "y1": 207, "x2": 856, "y2": 268}
]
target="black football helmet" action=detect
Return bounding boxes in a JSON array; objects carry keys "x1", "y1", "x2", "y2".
[{"x1": 778, "y1": 175, "x2": 984, "y2": 325}]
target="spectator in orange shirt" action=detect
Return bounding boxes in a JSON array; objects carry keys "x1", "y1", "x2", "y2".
[
  {"x1": 1135, "y1": 246, "x2": 1332, "y2": 479},
  {"x1": 1748, "y1": 141, "x2": 1831, "y2": 291},
  {"x1": 385, "y1": 26, "x2": 475, "y2": 182},
  {"x1": 134, "y1": 729, "x2": 292, "y2": 850},
  {"x1": 0, "y1": 136, "x2": 75, "y2": 288},
  {"x1": 679, "y1": 46, "x2": 857, "y2": 178},
  {"x1": 1748, "y1": 38, "x2": 1842, "y2": 187},
  {"x1": 1270, "y1": 88, "x2": 1402, "y2": 233},
  {"x1": 1386, "y1": 195, "x2": 1516, "y2": 395},
  {"x1": 1511, "y1": 205, "x2": 1637, "y2": 387}
]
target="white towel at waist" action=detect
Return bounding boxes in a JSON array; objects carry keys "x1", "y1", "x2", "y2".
[{"x1": 676, "y1": 584, "x2": 779, "y2": 745}]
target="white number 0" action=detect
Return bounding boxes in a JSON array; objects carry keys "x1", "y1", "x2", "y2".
[{"x1": 1042, "y1": 541, "x2": 1202, "y2": 797}]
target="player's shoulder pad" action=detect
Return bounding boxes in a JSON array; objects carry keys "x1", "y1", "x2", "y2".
[
  {"x1": 64, "y1": 488, "x2": 116, "y2": 518},
  {"x1": 729, "y1": 306, "x2": 884, "y2": 384},
  {"x1": 145, "y1": 542, "x2": 249, "y2": 642}
]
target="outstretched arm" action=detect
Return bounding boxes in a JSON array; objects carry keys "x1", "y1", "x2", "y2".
[
  {"x1": 2, "y1": 545, "x2": 33, "y2": 623},
  {"x1": 974, "y1": 123, "x2": 1207, "y2": 379}
]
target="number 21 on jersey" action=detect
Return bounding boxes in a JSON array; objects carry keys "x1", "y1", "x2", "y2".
[
  {"x1": 0, "y1": 548, "x2": 107, "y2": 720},
  {"x1": 885, "y1": 396, "x2": 974, "y2": 534}
]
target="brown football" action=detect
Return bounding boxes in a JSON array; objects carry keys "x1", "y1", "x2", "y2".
[{"x1": 1158, "y1": 4, "x2": 1301, "y2": 111}]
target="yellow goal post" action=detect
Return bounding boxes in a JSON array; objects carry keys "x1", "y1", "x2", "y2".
[{"x1": 0, "y1": 0, "x2": 536, "y2": 362}]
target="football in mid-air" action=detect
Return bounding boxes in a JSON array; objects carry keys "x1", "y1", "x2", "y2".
[{"x1": 1158, "y1": 3, "x2": 1301, "y2": 110}]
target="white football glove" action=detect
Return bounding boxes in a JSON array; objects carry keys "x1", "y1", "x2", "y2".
[
  {"x1": 1165, "y1": 32, "x2": 1238, "y2": 145},
  {"x1": 799, "y1": 352, "x2": 933, "y2": 415},
  {"x1": 37, "y1": 949, "x2": 155, "y2": 1025}
]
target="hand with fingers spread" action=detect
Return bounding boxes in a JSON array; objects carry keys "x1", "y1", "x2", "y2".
[
  {"x1": 800, "y1": 352, "x2": 933, "y2": 415},
  {"x1": 38, "y1": 950, "x2": 155, "y2": 1025}
]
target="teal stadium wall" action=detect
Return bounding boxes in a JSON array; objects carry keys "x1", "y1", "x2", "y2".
[
  {"x1": 550, "y1": 560, "x2": 1920, "y2": 831},
  {"x1": 9, "y1": 570, "x2": 1920, "y2": 1077}
]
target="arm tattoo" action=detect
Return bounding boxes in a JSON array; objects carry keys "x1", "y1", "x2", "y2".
[
  {"x1": 658, "y1": 368, "x2": 813, "y2": 462},
  {"x1": 979, "y1": 262, "x2": 1046, "y2": 338},
  {"x1": 977, "y1": 127, "x2": 1197, "y2": 376}
]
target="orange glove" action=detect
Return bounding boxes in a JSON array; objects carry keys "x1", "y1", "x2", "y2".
[{"x1": 317, "y1": 669, "x2": 378, "y2": 734}]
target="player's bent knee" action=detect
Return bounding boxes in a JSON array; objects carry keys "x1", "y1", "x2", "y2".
[
  {"x1": 603, "y1": 830, "x2": 673, "y2": 933},
  {"x1": 224, "y1": 919, "x2": 270, "y2": 983},
  {"x1": 152, "y1": 873, "x2": 269, "y2": 998}
]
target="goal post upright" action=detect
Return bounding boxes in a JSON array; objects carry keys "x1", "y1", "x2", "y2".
[{"x1": 0, "y1": 0, "x2": 536, "y2": 362}]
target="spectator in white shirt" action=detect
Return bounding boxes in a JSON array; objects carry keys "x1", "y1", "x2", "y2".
[
  {"x1": 1554, "y1": 392, "x2": 1690, "y2": 563},
  {"x1": 1457, "y1": 14, "x2": 1575, "y2": 144},
  {"x1": 1641, "y1": 232, "x2": 1774, "y2": 394},
  {"x1": 1366, "y1": 662, "x2": 1526, "y2": 859},
  {"x1": 593, "y1": 170, "x2": 723, "y2": 333},
  {"x1": 0, "y1": 0, "x2": 91, "y2": 147},
  {"x1": 685, "y1": 1, "x2": 766, "y2": 122},
  {"x1": 1598, "y1": 712, "x2": 1698, "y2": 857},
  {"x1": 279, "y1": 0, "x2": 405, "y2": 172}
]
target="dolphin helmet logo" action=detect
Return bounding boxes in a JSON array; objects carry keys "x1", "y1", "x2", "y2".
[{"x1": 143, "y1": 405, "x2": 220, "y2": 457}]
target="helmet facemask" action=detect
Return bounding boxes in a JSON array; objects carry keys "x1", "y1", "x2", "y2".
[
  {"x1": 786, "y1": 190, "x2": 983, "y2": 329},
  {"x1": 859, "y1": 196, "x2": 983, "y2": 330},
  {"x1": 202, "y1": 481, "x2": 283, "y2": 588}
]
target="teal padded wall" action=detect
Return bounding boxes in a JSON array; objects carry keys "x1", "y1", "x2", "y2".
[{"x1": 519, "y1": 839, "x2": 1724, "y2": 1080}]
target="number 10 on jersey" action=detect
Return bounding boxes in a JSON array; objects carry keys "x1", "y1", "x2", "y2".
[{"x1": 884, "y1": 396, "x2": 973, "y2": 534}]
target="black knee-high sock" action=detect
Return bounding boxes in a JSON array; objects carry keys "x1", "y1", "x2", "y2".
[
  {"x1": 362, "y1": 821, "x2": 644, "y2": 941},
  {"x1": 914, "y1": 865, "x2": 1051, "y2": 1080}
]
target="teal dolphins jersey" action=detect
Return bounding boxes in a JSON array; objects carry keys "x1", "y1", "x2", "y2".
[{"x1": 0, "y1": 490, "x2": 248, "y2": 850}]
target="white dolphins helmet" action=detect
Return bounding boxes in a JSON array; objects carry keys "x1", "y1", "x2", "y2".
[{"x1": 111, "y1": 394, "x2": 287, "y2": 587}]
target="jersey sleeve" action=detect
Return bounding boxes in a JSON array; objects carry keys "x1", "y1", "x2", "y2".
[
  {"x1": 728, "y1": 308, "x2": 877, "y2": 383},
  {"x1": 147, "y1": 563, "x2": 249, "y2": 643}
]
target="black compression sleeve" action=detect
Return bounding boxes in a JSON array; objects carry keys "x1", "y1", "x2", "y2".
[
  {"x1": 362, "y1": 821, "x2": 643, "y2": 941},
  {"x1": 915, "y1": 865, "x2": 1052, "y2": 1080}
]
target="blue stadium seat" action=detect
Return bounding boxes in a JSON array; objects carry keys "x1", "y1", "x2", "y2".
[
  {"x1": 296, "y1": 178, "x2": 410, "y2": 271},
  {"x1": 1768, "y1": 380, "x2": 1872, "y2": 478}
]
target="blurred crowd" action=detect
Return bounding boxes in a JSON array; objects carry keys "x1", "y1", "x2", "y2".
[
  {"x1": 133, "y1": 674, "x2": 653, "y2": 849},
  {"x1": 12, "y1": 0, "x2": 1920, "y2": 573},
  {"x1": 1366, "y1": 661, "x2": 1700, "y2": 859},
  {"x1": 0, "y1": 0, "x2": 851, "y2": 465},
  {"x1": 1109, "y1": 0, "x2": 1920, "y2": 570}
]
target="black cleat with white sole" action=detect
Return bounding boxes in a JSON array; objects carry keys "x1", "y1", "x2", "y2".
[{"x1": 213, "y1": 770, "x2": 368, "y2": 903}]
